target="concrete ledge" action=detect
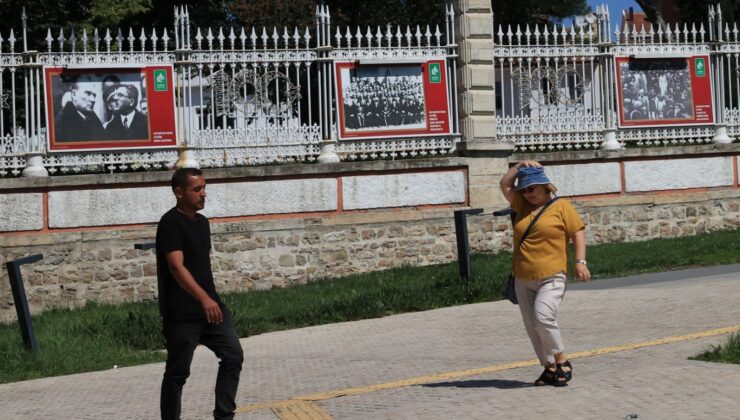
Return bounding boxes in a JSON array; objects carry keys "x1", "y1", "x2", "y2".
[
  {"x1": 512, "y1": 143, "x2": 740, "y2": 163},
  {"x1": 458, "y1": 140, "x2": 515, "y2": 156},
  {"x1": 0, "y1": 158, "x2": 468, "y2": 192}
]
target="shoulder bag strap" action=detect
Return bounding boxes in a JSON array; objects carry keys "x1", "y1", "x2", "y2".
[{"x1": 516, "y1": 196, "x2": 560, "y2": 251}]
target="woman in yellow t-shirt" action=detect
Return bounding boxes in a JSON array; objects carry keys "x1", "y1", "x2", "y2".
[{"x1": 500, "y1": 160, "x2": 591, "y2": 386}]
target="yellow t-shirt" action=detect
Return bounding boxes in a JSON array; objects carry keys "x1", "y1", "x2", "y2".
[{"x1": 511, "y1": 193, "x2": 585, "y2": 281}]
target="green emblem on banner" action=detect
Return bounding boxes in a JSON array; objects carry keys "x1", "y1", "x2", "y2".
[
  {"x1": 695, "y1": 58, "x2": 706, "y2": 77},
  {"x1": 154, "y1": 69, "x2": 168, "y2": 91},
  {"x1": 429, "y1": 63, "x2": 441, "y2": 83}
]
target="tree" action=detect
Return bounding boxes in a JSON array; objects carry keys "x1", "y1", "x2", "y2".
[
  {"x1": 226, "y1": 0, "x2": 448, "y2": 31},
  {"x1": 227, "y1": 0, "x2": 315, "y2": 30},
  {"x1": 635, "y1": 0, "x2": 667, "y2": 28}
]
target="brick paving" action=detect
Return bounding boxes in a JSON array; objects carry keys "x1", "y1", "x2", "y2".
[{"x1": 0, "y1": 268, "x2": 738, "y2": 419}]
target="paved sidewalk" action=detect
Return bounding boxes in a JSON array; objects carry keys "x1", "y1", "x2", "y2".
[{"x1": 1, "y1": 267, "x2": 739, "y2": 419}]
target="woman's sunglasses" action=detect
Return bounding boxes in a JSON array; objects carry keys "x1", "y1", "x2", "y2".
[{"x1": 522, "y1": 186, "x2": 539, "y2": 193}]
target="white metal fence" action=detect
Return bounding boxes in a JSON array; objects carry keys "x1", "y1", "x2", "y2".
[
  {"x1": 0, "y1": 4, "x2": 459, "y2": 176},
  {"x1": 494, "y1": 3, "x2": 739, "y2": 150}
]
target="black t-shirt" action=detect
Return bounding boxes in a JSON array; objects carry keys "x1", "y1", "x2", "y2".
[{"x1": 156, "y1": 207, "x2": 221, "y2": 324}]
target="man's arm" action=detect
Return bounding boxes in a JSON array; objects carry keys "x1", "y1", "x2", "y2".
[{"x1": 165, "y1": 250, "x2": 223, "y2": 324}]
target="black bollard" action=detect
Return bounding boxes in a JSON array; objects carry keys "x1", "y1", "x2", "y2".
[
  {"x1": 453, "y1": 208, "x2": 483, "y2": 282},
  {"x1": 5, "y1": 254, "x2": 43, "y2": 354}
]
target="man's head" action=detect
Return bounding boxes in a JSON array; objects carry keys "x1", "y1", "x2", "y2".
[
  {"x1": 171, "y1": 168, "x2": 206, "y2": 212},
  {"x1": 69, "y1": 79, "x2": 97, "y2": 113},
  {"x1": 107, "y1": 84, "x2": 139, "y2": 114}
]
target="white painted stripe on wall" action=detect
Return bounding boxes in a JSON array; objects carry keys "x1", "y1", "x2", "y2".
[
  {"x1": 49, "y1": 178, "x2": 339, "y2": 228},
  {"x1": 0, "y1": 193, "x2": 43, "y2": 232},
  {"x1": 625, "y1": 157, "x2": 734, "y2": 192},
  {"x1": 545, "y1": 162, "x2": 622, "y2": 197},
  {"x1": 202, "y1": 178, "x2": 338, "y2": 218},
  {"x1": 49, "y1": 186, "x2": 172, "y2": 228},
  {"x1": 342, "y1": 171, "x2": 466, "y2": 210}
]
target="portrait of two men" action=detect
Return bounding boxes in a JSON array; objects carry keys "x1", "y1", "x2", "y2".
[{"x1": 51, "y1": 71, "x2": 150, "y2": 144}]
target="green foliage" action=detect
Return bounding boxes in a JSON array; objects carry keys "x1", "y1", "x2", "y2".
[
  {"x1": 691, "y1": 333, "x2": 740, "y2": 364},
  {"x1": 0, "y1": 302, "x2": 165, "y2": 383},
  {"x1": 85, "y1": 0, "x2": 153, "y2": 30}
]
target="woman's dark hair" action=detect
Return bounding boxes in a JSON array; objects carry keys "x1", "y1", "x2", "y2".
[{"x1": 171, "y1": 168, "x2": 203, "y2": 191}]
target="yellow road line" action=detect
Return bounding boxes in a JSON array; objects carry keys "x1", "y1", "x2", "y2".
[
  {"x1": 237, "y1": 324, "x2": 740, "y2": 414},
  {"x1": 270, "y1": 400, "x2": 334, "y2": 420}
]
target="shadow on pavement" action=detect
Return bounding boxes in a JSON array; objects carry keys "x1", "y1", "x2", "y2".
[{"x1": 421, "y1": 379, "x2": 533, "y2": 389}]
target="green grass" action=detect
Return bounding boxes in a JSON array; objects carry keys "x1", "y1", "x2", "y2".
[
  {"x1": 691, "y1": 334, "x2": 740, "y2": 364},
  {"x1": 1, "y1": 228, "x2": 739, "y2": 383}
]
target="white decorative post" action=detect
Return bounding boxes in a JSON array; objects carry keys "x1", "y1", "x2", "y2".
[
  {"x1": 22, "y1": 134, "x2": 48, "y2": 177},
  {"x1": 316, "y1": 4, "x2": 340, "y2": 163},
  {"x1": 711, "y1": 5, "x2": 732, "y2": 144},
  {"x1": 598, "y1": 6, "x2": 621, "y2": 150},
  {"x1": 20, "y1": 9, "x2": 49, "y2": 177},
  {"x1": 174, "y1": 6, "x2": 200, "y2": 169}
]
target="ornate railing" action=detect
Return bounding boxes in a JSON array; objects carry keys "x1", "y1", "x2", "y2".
[
  {"x1": 494, "y1": 3, "x2": 739, "y2": 150},
  {"x1": 0, "y1": 4, "x2": 460, "y2": 176}
]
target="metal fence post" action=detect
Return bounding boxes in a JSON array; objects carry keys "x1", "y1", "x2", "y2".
[
  {"x1": 5, "y1": 253, "x2": 43, "y2": 354},
  {"x1": 453, "y1": 208, "x2": 483, "y2": 282}
]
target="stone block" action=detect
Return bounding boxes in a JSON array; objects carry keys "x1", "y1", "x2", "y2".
[
  {"x1": 461, "y1": 116, "x2": 497, "y2": 142},
  {"x1": 546, "y1": 162, "x2": 622, "y2": 197},
  {"x1": 625, "y1": 157, "x2": 734, "y2": 192},
  {"x1": 461, "y1": 13, "x2": 494, "y2": 38},
  {"x1": 456, "y1": 0, "x2": 493, "y2": 13},
  {"x1": 203, "y1": 178, "x2": 338, "y2": 218},
  {"x1": 49, "y1": 187, "x2": 171, "y2": 228},
  {"x1": 342, "y1": 171, "x2": 466, "y2": 210},
  {"x1": 0, "y1": 193, "x2": 43, "y2": 232},
  {"x1": 460, "y1": 39, "x2": 494, "y2": 63},
  {"x1": 461, "y1": 91, "x2": 496, "y2": 114},
  {"x1": 460, "y1": 65, "x2": 495, "y2": 89}
]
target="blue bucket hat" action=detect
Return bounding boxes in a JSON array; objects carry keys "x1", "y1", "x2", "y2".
[{"x1": 515, "y1": 166, "x2": 552, "y2": 191}]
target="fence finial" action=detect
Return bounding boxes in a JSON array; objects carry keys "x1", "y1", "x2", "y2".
[
  {"x1": 21, "y1": 6, "x2": 27, "y2": 52},
  {"x1": 45, "y1": 28, "x2": 53, "y2": 52}
]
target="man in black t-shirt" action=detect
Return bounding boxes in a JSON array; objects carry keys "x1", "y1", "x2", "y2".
[{"x1": 156, "y1": 168, "x2": 243, "y2": 420}]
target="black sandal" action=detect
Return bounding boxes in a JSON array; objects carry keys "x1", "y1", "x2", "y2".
[
  {"x1": 534, "y1": 366, "x2": 558, "y2": 386},
  {"x1": 555, "y1": 360, "x2": 573, "y2": 386}
]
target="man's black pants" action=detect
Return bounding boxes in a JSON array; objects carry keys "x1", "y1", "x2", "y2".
[{"x1": 160, "y1": 310, "x2": 244, "y2": 420}]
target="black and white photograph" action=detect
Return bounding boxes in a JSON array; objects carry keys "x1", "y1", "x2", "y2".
[
  {"x1": 339, "y1": 65, "x2": 426, "y2": 132},
  {"x1": 48, "y1": 70, "x2": 150, "y2": 145},
  {"x1": 618, "y1": 59, "x2": 693, "y2": 122}
]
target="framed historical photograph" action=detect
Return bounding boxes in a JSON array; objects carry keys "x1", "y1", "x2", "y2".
[
  {"x1": 615, "y1": 55, "x2": 714, "y2": 128},
  {"x1": 44, "y1": 65, "x2": 177, "y2": 151},
  {"x1": 334, "y1": 60, "x2": 451, "y2": 139}
]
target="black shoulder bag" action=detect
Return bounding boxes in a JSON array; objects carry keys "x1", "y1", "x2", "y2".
[{"x1": 505, "y1": 197, "x2": 560, "y2": 304}]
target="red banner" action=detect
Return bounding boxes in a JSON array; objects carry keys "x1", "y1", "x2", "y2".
[
  {"x1": 335, "y1": 60, "x2": 451, "y2": 139},
  {"x1": 615, "y1": 55, "x2": 714, "y2": 128},
  {"x1": 45, "y1": 65, "x2": 177, "y2": 151}
]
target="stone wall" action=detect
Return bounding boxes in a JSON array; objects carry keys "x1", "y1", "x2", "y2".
[
  {"x1": 2, "y1": 188, "x2": 738, "y2": 323},
  {"x1": 1, "y1": 146, "x2": 740, "y2": 322}
]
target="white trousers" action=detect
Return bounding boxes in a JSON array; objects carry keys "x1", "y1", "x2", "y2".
[{"x1": 515, "y1": 273, "x2": 567, "y2": 366}]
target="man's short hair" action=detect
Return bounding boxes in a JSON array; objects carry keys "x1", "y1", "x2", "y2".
[
  {"x1": 122, "y1": 84, "x2": 140, "y2": 106},
  {"x1": 171, "y1": 167, "x2": 203, "y2": 192}
]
